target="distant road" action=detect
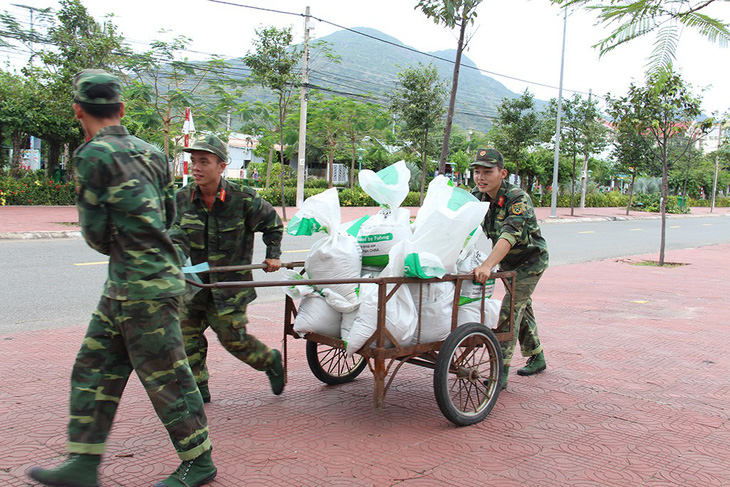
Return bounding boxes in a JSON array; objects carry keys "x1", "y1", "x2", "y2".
[{"x1": 1, "y1": 216, "x2": 728, "y2": 334}]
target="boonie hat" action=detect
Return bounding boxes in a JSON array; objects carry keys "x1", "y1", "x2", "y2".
[
  {"x1": 470, "y1": 148, "x2": 504, "y2": 169},
  {"x1": 73, "y1": 69, "x2": 123, "y2": 105},
  {"x1": 183, "y1": 134, "x2": 229, "y2": 163}
]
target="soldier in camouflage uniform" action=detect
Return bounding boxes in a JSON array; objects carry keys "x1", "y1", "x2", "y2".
[
  {"x1": 28, "y1": 70, "x2": 216, "y2": 487},
  {"x1": 470, "y1": 148, "x2": 548, "y2": 391},
  {"x1": 170, "y1": 135, "x2": 285, "y2": 401}
]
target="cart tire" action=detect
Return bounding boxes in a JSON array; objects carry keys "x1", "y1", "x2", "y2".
[
  {"x1": 306, "y1": 340, "x2": 367, "y2": 385},
  {"x1": 433, "y1": 323, "x2": 503, "y2": 426}
]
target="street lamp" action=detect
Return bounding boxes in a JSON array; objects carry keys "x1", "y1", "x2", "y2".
[{"x1": 356, "y1": 147, "x2": 366, "y2": 172}]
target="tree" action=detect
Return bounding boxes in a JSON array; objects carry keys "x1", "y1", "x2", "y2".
[
  {"x1": 551, "y1": 0, "x2": 730, "y2": 76},
  {"x1": 416, "y1": 0, "x2": 483, "y2": 175},
  {"x1": 492, "y1": 90, "x2": 540, "y2": 188},
  {"x1": 123, "y1": 35, "x2": 236, "y2": 167},
  {"x1": 605, "y1": 96, "x2": 657, "y2": 214},
  {"x1": 389, "y1": 63, "x2": 447, "y2": 204},
  {"x1": 0, "y1": 0, "x2": 127, "y2": 178},
  {"x1": 543, "y1": 93, "x2": 608, "y2": 213},
  {"x1": 244, "y1": 26, "x2": 302, "y2": 221},
  {"x1": 609, "y1": 68, "x2": 711, "y2": 265}
]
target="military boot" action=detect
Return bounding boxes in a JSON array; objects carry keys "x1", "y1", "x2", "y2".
[
  {"x1": 153, "y1": 449, "x2": 216, "y2": 487},
  {"x1": 266, "y1": 349, "x2": 285, "y2": 395},
  {"x1": 198, "y1": 384, "x2": 211, "y2": 404},
  {"x1": 517, "y1": 352, "x2": 546, "y2": 376},
  {"x1": 28, "y1": 453, "x2": 100, "y2": 487},
  {"x1": 500, "y1": 365, "x2": 510, "y2": 391}
]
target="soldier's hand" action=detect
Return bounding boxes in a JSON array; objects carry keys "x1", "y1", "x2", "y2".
[
  {"x1": 471, "y1": 262, "x2": 492, "y2": 284},
  {"x1": 263, "y1": 258, "x2": 281, "y2": 273}
]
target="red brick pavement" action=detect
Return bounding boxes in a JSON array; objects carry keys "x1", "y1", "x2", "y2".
[{"x1": 2, "y1": 244, "x2": 729, "y2": 486}]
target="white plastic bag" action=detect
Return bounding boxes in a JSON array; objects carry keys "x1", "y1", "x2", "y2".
[
  {"x1": 355, "y1": 161, "x2": 413, "y2": 266},
  {"x1": 287, "y1": 188, "x2": 362, "y2": 305},
  {"x1": 408, "y1": 281, "x2": 456, "y2": 345},
  {"x1": 293, "y1": 294, "x2": 343, "y2": 338},
  {"x1": 455, "y1": 249, "x2": 495, "y2": 302},
  {"x1": 345, "y1": 241, "x2": 417, "y2": 356},
  {"x1": 457, "y1": 298, "x2": 501, "y2": 329},
  {"x1": 404, "y1": 176, "x2": 489, "y2": 279}
]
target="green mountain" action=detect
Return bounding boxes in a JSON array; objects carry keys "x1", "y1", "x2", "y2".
[{"x1": 306, "y1": 27, "x2": 521, "y2": 132}]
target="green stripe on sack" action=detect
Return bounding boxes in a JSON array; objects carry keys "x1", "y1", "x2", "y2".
[
  {"x1": 362, "y1": 255, "x2": 390, "y2": 266},
  {"x1": 447, "y1": 186, "x2": 478, "y2": 211},
  {"x1": 287, "y1": 215, "x2": 322, "y2": 236},
  {"x1": 345, "y1": 215, "x2": 369, "y2": 237},
  {"x1": 403, "y1": 253, "x2": 446, "y2": 279}
]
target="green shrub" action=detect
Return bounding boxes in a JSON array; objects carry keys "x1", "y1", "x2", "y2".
[
  {"x1": 0, "y1": 170, "x2": 76, "y2": 206},
  {"x1": 631, "y1": 193, "x2": 690, "y2": 214}
]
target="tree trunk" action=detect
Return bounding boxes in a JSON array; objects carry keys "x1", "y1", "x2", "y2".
[
  {"x1": 580, "y1": 152, "x2": 589, "y2": 208},
  {"x1": 265, "y1": 146, "x2": 273, "y2": 190},
  {"x1": 438, "y1": 18, "x2": 467, "y2": 175},
  {"x1": 659, "y1": 142, "x2": 669, "y2": 266},
  {"x1": 10, "y1": 131, "x2": 29, "y2": 178},
  {"x1": 570, "y1": 153, "x2": 577, "y2": 216},
  {"x1": 327, "y1": 149, "x2": 334, "y2": 189},
  {"x1": 350, "y1": 138, "x2": 356, "y2": 189},
  {"x1": 46, "y1": 141, "x2": 61, "y2": 180},
  {"x1": 626, "y1": 172, "x2": 636, "y2": 216}
]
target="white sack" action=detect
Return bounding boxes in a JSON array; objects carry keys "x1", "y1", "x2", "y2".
[
  {"x1": 455, "y1": 249, "x2": 495, "y2": 301},
  {"x1": 457, "y1": 298, "x2": 501, "y2": 329},
  {"x1": 355, "y1": 161, "x2": 413, "y2": 266},
  {"x1": 306, "y1": 231, "x2": 362, "y2": 302},
  {"x1": 345, "y1": 241, "x2": 417, "y2": 356},
  {"x1": 404, "y1": 176, "x2": 489, "y2": 279},
  {"x1": 408, "y1": 281, "x2": 456, "y2": 345},
  {"x1": 293, "y1": 294, "x2": 343, "y2": 338}
]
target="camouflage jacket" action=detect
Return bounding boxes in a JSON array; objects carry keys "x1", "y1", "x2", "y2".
[
  {"x1": 74, "y1": 125, "x2": 185, "y2": 300},
  {"x1": 170, "y1": 178, "x2": 283, "y2": 314},
  {"x1": 471, "y1": 180, "x2": 549, "y2": 273}
]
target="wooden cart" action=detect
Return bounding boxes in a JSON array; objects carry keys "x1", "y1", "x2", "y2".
[{"x1": 191, "y1": 263, "x2": 516, "y2": 426}]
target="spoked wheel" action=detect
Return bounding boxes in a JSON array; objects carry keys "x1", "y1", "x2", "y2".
[
  {"x1": 434, "y1": 323, "x2": 503, "y2": 426},
  {"x1": 306, "y1": 340, "x2": 367, "y2": 385}
]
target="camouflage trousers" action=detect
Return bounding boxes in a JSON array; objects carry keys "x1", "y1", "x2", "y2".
[
  {"x1": 181, "y1": 301, "x2": 275, "y2": 389},
  {"x1": 68, "y1": 296, "x2": 211, "y2": 461},
  {"x1": 495, "y1": 267, "x2": 545, "y2": 367}
]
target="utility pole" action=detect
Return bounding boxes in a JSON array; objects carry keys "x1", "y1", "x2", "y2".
[
  {"x1": 550, "y1": 7, "x2": 568, "y2": 218},
  {"x1": 296, "y1": 6, "x2": 311, "y2": 208}
]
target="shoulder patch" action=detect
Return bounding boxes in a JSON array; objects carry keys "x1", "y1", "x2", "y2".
[{"x1": 511, "y1": 202, "x2": 524, "y2": 215}]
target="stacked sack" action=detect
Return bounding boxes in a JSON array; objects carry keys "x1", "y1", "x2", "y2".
[
  {"x1": 285, "y1": 188, "x2": 361, "y2": 338},
  {"x1": 347, "y1": 160, "x2": 413, "y2": 272}
]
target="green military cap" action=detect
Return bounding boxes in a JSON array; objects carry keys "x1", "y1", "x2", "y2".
[
  {"x1": 470, "y1": 148, "x2": 504, "y2": 169},
  {"x1": 183, "y1": 134, "x2": 228, "y2": 163},
  {"x1": 72, "y1": 69, "x2": 123, "y2": 105}
]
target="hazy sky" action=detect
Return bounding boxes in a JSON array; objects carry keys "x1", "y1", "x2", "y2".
[{"x1": 2, "y1": 0, "x2": 729, "y2": 115}]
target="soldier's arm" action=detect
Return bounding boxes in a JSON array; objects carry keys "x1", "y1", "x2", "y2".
[
  {"x1": 75, "y1": 153, "x2": 112, "y2": 255},
  {"x1": 247, "y1": 193, "x2": 283, "y2": 260},
  {"x1": 168, "y1": 190, "x2": 191, "y2": 264},
  {"x1": 473, "y1": 239, "x2": 511, "y2": 283}
]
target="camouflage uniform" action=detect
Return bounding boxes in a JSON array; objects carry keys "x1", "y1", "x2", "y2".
[
  {"x1": 170, "y1": 177, "x2": 283, "y2": 389},
  {"x1": 472, "y1": 179, "x2": 549, "y2": 367},
  {"x1": 71, "y1": 123, "x2": 210, "y2": 461}
]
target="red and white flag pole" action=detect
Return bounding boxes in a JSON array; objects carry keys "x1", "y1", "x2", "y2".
[{"x1": 182, "y1": 107, "x2": 195, "y2": 186}]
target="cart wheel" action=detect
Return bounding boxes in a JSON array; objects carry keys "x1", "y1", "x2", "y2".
[
  {"x1": 433, "y1": 323, "x2": 503, "y2": 426},
  {"x1": 306, "y1": 340, "x2": 367, "y2": 385}
]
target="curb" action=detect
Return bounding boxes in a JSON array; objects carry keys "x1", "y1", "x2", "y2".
[{"x1": 0, "y1": 230, "x2": 82, "y2": 240}]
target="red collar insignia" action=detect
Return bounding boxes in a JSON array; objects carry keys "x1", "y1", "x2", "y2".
[
  {"x1": 219, "y1": 188, "x2": 226, "y2": 202},
  {"x1": 497, "y1": 195, "x2": 505, "y2": 207}
]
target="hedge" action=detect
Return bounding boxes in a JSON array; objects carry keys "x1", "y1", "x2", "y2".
[{"x1": 0, "y1": 171, "x2": 76, "y2": 206}]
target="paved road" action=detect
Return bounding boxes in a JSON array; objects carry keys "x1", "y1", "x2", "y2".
[{"x1": 2, "y1": 216, "x2": 728, "y2": 334}]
